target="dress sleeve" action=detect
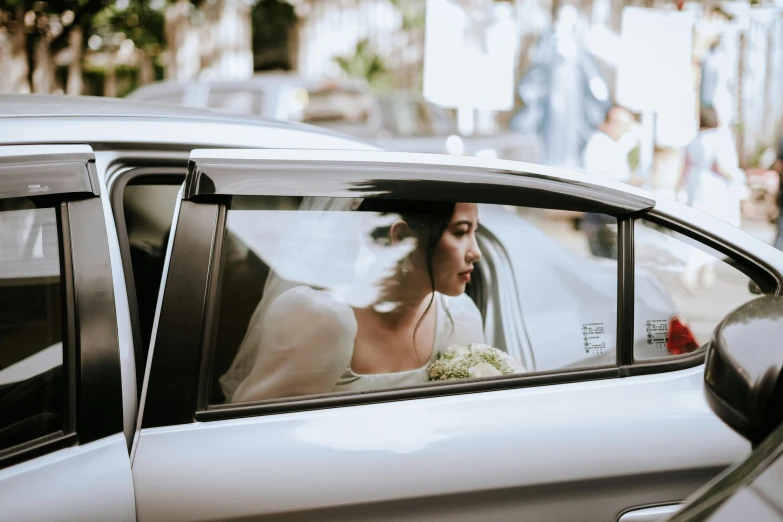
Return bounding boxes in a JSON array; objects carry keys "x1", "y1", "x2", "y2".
[{"x1": 231, "y1": 286, "x2": 357, "y2": 403}]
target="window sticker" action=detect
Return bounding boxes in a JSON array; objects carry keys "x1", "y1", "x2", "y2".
[
  {"x1": 582, "y1": 323, "x2": 606, "y2": 354},
  {"x1": 645, "y1": 319, "x2": 668, "y2": 351}
]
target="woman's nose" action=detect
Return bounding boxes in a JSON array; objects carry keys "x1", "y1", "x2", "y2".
[{"x1": 466, "y1": 236, "x2": 481, "y2": 263}]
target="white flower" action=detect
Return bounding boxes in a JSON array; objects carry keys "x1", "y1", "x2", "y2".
[
  {"x1": 468, "y1": 362, "x2": 503, "y2": 378},
  {"x1": 428, "y1": 343, "x2": 526, "y2": 381},
  {"x1": 445, "y1": 345, "x2": 471, "y2": 357}
]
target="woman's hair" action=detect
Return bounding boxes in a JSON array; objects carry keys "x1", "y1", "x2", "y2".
[
  {"x1": 358, "y1": 198, "x2": 456, "y2": 361},
  {"x1": 699, "y1": 106, "x2": 719, "y2": 130}
]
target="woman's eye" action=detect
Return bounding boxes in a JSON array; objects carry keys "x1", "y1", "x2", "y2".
[{"x1": 454, "y1": 228, "x2": 469, "y2": 237}]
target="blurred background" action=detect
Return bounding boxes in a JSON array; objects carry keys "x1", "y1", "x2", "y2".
[{"x1": 1, "y1": 0, "x2": 782, "y2": 236}]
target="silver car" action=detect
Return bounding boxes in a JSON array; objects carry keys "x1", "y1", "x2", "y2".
[
  {"x1": 126, "y1": 73, "x2": 537, "y2": 160},
  {"x1": 0, "y1": 95, "x2": 780, "y2": 522}
]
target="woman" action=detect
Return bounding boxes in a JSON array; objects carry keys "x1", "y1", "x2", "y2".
[
  {"x1": 677, "y1": 107, "x2": 739, "y2": 220},
  {"x1": 677, "y1": 107, "x2": 742, "y2": 290},
  {"x1": 221, "y1": 198, "x2": 486, "y2": 403}
]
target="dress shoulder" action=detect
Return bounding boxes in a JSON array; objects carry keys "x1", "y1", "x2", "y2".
[{"x1": 231, "y1": 286, "x2": 357, "y2": 403}]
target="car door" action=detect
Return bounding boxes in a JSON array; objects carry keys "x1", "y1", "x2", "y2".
[
  {"x1": 0, "y1": 145, "x2": 136, "y2": 521},
  {"x1": 131, "y1": 149, "x2": 767, "y2": 522}
]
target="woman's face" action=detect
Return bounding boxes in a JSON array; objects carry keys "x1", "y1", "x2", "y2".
[{"x1": 428, "y1": 203, "x2": 481, "y2": 296}]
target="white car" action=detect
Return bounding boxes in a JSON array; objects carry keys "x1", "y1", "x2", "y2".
[
  {"x1": 126, "y1": 73, "x2": 538, "y2": 160},
  {"x1": 0, "y1": 95, "x2": 779, "y2": 522}
]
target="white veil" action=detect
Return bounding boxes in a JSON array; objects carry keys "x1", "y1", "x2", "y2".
[{"x1": 218, "y1": 195, "x2": 417, "y2": 401}]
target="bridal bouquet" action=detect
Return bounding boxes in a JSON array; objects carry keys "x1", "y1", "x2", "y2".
[{"x1": 428, "y1": 343, "x2": 526, "y2": 381}]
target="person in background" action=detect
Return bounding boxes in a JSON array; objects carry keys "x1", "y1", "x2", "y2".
[
  {"x1": 582, "y1": 105, "x2": 639, "y2": 183},
  {"x1": 677, "y1": 106, "x2": 742, "y2": 291},
  {"x1": 580, "y1": 105, "x2": 640, "y2": 258},
  {"x1": 773, "y1": 133, "x2": 783, "y2": 250}
]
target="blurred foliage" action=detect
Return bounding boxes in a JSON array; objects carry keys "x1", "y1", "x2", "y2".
[
  {"x1": 628, "y1": 146, "x2": 641, "y2": 171},
  {"x1": 334, "y1": 38, "x2": 392, "y2": 91},
  {"x1": 91, "y1": 1, "x2": 165, "y2": 53}
]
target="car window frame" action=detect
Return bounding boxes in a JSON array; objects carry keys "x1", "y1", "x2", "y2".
[
  {"x1": 108, "y1": 164, "x2": 186, "y2": 402},
  {"x1": 137, "y1": 151, "x2": 780, "y2": 429},
  {"x1": 0, "y1": 148, "x2": 123, "y2": 470}
]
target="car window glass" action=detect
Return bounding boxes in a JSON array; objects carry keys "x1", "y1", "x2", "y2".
[
  {"x1": 633, "y1": 219, "x2": 758, "y2": 360},
  {"x1": 207, "y1": 197, "x2": 619, "y2": 406},
  {"x1": 207, "y1": 89, "x2": 263, "y2": 115},
  {"x1": 0, "y1": 200, "x2": 64, "y2": 453}
]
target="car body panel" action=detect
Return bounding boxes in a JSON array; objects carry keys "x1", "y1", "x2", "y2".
[
  {"x1": 0, "y1": 434, "x2": 136, "y2": 522},
  {"x1": 131, "y1": 366, "x2": 745, "y2": 521}
]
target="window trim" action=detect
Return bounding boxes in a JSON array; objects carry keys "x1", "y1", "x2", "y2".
[
  {"x1": 0, "y1": 145, "x2": 99, "y2": 200},
  {"x1": 0, "y1": 201, "x2": 76, "y2": 469},
  {"x1": 183, "y1": 157, "x2": 655, "y2": 215},
  {"x1": 109, "y1": 166, "x2": 186, "y2": 400},
  {"x1": 0, "y1": 192, "x2": 122, "y2": 469}
]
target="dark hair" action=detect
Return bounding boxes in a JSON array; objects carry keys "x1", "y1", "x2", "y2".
[
  {"x1": 699, "y1": 106, "x2": 719, "y2": 130},
  {"x1": 358, "y1": 198, "x2": 456, "y2": 361}
]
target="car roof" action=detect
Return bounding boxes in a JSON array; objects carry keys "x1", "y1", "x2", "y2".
[{"x1": 0, "y1": 94, "x2": 375, "y2": 151}]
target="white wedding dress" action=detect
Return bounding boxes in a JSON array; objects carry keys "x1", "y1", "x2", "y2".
[{"x1": 226, "y1": 286, "x2": 485, "y2": 403}]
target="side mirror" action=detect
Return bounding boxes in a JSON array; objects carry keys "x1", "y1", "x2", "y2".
[{"x1": 706, "y1": 296, "x2": 783, "y2": 446}]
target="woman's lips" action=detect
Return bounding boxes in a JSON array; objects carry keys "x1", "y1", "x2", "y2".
[{"x1": 459, "y1": 268, "x2": 473, "y2": 282}]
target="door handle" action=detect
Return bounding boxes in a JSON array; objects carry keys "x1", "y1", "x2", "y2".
[{"x1": 618, "y1": 504, "x2": 682, "y2": 522}]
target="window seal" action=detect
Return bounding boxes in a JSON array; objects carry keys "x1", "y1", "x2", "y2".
[
  {"x1": 196, "y1": 366, "x2": 621, "y2": 422},
  {"x1": 617, "y1": 216, "x2": 635, "y2": 367},
  {"x1": 58, "y1": 202, "x2": 78, "y2": 437},
  {"x1": 0, "y1": 432, "x2": 77, "y2": 470},
  {"x1": 196, "y1": 204, "x2": 227, "y2": 412}
]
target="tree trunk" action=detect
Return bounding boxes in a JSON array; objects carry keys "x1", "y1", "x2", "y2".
[
  {"x1": 32, "y1": 36, "x2": 55, "y2": 93},
  {"x1": 165, "y1": 0, "x2": 201, "y2": 81},
  {"x1": 66, "y1": 26, "x2": 84, "y2": 95},
  {"x1": 138, "y1": 51, "x2": 155, "y2": 86},
  {"x1": 104, "y1": 61, "x2": 118, "y2": 98},
  {"x1": 5, "y1": 7, "x2": 31, "y2": 93}
]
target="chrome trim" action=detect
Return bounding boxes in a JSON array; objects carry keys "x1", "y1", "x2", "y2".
[{"x1": 618, "y1": 504, "x2": 681, "y2": 521}]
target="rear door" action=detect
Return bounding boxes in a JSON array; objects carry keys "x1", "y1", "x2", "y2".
[
  {"x1": 132, "y1": 149, "x2": 764, "y2": 522},
  {"x1": 0, "y1": 145, "x2": 135, "y2": 521}
]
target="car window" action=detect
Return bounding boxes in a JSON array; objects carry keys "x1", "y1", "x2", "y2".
[
  {"x1": 206, "y1": 197, "x2": 619, "y2": 405},
  {"x1": 301, "y1": 88, "x2": 372, "y2": 124},
  {"x1": 633, "y1": 218, "x2": 758, "y2": 360},
  {"x1": 0, "y1": 200, "x2": 64, "y2": 454},
  {"x1": 207, "y1": 89, "x2": 264, "y2": 115}
]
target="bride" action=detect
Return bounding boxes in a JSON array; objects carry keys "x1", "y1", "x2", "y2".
[{"x1": 220, "y1": 198, "x2": 486, "y2": 403}]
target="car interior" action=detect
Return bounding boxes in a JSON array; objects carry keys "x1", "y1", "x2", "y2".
[{"x1": 118, "y1": 183, "x2": 491, "y2": 405}]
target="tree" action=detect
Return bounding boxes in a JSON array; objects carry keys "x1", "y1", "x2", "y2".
[
  {"x1": 0, "y1": 0, "x2": 113, "y2": 93},
  {"x1": 251, "y1": 0, "x2": 296, "y2": 71},
  {"x1": 333, "y1": 38, "x2": 391, "y2": 90}
]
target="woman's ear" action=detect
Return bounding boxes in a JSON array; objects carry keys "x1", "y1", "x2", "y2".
[{"x1": 390, "y1": 220, "x2": 410, "y2": 244}]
